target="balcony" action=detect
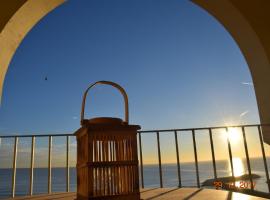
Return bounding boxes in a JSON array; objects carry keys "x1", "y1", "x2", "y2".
[{"x1": 1, "y1": 124, "x2": 270, "y2": 199}]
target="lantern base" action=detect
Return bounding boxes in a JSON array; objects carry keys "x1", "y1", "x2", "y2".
[{"x1": 75, "y1": 193, "x2": 140, "y2": 200}]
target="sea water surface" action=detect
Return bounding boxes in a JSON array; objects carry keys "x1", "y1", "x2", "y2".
[{"x1": 0, "y1": 158, "x2": 269, "y2": 198}]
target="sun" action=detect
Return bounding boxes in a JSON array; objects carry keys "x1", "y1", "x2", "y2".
[
  {"x1": 226, "y1": 127, "x2": 241, "y2": 144},
  {"x1": 227, "y1": 127, "x2": 241, "y2": 144}
]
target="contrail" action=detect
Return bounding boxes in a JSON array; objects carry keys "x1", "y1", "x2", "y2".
[
  {"x1": 240, "y1": 110, "x2": 249, "y2": 117},
  {"x1": 241, "y1": 82, "x2": 253, "y2": 86}
]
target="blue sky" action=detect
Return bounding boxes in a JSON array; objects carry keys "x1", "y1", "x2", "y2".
[
  {"x1": 0, "y1": 0, "x2": 262, "y2": 166},
  {"x1": 0, "y1": 0, "x2": 259, "y2": 134}
]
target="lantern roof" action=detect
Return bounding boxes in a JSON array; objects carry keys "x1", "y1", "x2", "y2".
[{"x1": 74, "y1": 117, "x2": 141, "y2": 135}]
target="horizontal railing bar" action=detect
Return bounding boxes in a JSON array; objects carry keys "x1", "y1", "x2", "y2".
[
  {"x1": 0, "y1": 124, "x2": 269, "y2": 138},
  {"x1": 139, "y1": 124, "x2": 270, "y2": 133},
  {"x1": 0, "y1": 133, "x2": 74, "y2": 138}
]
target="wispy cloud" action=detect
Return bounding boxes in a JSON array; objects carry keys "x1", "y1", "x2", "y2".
[
  {"x1": 241, "y1": 82, "x2": 253, "y2": 86},
  {"x1": 72, "y1": 116, "x2": 78, "y2": 120},
  {"x1": 240, "y1": 110, "x2": 249, "y2": 117}
]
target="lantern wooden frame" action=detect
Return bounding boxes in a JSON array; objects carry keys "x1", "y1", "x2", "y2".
[{"x1": 75, "y1": 81, "x2": 141, "y2": 200}]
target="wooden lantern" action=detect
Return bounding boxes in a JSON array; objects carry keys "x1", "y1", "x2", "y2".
[{"x1": 74, "y1": 81, "x2": 141, "y2": 200}]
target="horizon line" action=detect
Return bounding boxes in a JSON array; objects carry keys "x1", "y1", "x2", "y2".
[{"x1": 0, "y1": 156, "x2": 265, "y2": 169}]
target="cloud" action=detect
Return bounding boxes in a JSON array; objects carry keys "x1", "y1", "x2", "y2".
[
  {"x1": 240, "y1": 110, "x2": 249, "y2": 117},
  {"x1": 241, "y1": 82, "x2": 253, "y2": 86},
  {"x1": 72, "y1": 116, "x2": 78, "y2": 120}
]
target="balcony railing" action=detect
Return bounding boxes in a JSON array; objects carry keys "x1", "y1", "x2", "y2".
[{"x1": 0, "y1": 124, "x2": 270, "y2": 198}]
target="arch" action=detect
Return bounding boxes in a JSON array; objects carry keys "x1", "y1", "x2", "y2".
[
  {"x1": 0, "y1": 0, "x2": 65, "y2": 101},
  {"x1": 1, "y1": 0, "x2": 270, "y2": 142},
  {"x1": 192, "y1": 0, "x2": 270, "y2": 143}
]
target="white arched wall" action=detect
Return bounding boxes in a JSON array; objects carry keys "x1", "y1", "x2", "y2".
[
  {"x1": 0, "y1": 0, "x2": 65, "y2": 101},
  {"x1": 1, "y1": 0, "x2": 270, "y2": 143},
  {"x1": 193, "y1": 0, "x2": 270, "y2": 143}
]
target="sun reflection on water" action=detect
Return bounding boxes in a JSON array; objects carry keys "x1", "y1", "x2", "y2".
[
  {"x1": 232, "y1": 157, "x2": 245, "y2": 177},
  {"x1": 228, "y1": 157, "x2": 245, "y2": 188}
]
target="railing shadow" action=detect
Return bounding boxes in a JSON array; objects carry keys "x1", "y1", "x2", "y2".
[
  {"x1": 144, "y1": 188, "x2": 180, "y2": 200},
  {"x1": 182, "y1": 188, "x2": 203, "y2": 200}
]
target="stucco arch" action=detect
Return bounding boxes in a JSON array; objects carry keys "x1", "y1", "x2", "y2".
[
  {"x1": 192, "y1": 0, "x2": 270, "y2": 143},
  {"x1": 0, "y1": 0, "x2": 270, "y2": 142},
  {"x1": 0, "y1": 0, "x2": 65, "y2": 101}
]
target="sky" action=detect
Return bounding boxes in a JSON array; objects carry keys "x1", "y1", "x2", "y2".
[{"x1": 0, "y1": 0, "x2": 265, "y2": 167}]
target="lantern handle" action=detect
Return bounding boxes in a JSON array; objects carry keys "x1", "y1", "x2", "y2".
[{"x1": 81, "y1": 81, "x2": 129, "y2": 125}]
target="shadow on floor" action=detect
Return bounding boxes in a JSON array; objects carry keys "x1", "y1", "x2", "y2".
[
  {"x1": 182, "y1": 188, "x2": 203, "y2": 200},
  {"x1": 145, "y1": 188, "x2": 180, "y2": 200},
  {"x1": 140, "y1": 188, "x2": 160, "y2": 194}
]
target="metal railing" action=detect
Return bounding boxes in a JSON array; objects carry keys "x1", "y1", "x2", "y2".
[
  {"x1": 0, "y1": 134, "x2": 72, "y2": 198},
  {"x1": 138, "y1": 124, "x2": 270, "y2": 198},
  {"x1": 0, "y1": 124, "x2": 270, "y2": 198}
]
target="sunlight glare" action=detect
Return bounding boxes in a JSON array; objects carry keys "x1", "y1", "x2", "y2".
[
  {"x1": 232, "y1": 192, "x2": 250, "y2": 200},
  {"x1": 224, "y1": 128, "x2": 241, "y2": 144}
]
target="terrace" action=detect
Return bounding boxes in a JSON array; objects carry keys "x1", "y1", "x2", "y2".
[{"x1": 1, "y1": 1, "x2": 270, "y2": 200}]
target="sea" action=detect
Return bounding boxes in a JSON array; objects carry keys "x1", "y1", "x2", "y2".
[{"x1": 0, "y1": 157, "x2": 269, "y2": 199}]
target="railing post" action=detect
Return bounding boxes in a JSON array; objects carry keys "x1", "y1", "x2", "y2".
[
  {"x1": 156, "y1": 131, "x2": 163, "y2": 188},
  {"x1": 12, "y1": 137, "x2": 18, "y2": 198},
  {"x1": 258, "y1": 125, "x2": 270, "y2": 192},
  {"x1": 192, "y1": 130, "x2": 200, "y2": 188},
  {"x1": 174, "y1": 131, "x2": 182, "y2": 187},
  {"x1": 226, "y1": 128, "x2": 235, "y2": 181},
  {"x1": 209, "y1": 129, "x2": 217, "y2": 179},
  {"x1": 66, "y1": 136, "x2": 70, "y2": 192},
  {"x1": 241, "y1": 127, "x2": 254, "y2": 190},
  {"x1": 138, "y1": 132, "x2": 144, "y2": 188},
  {"x1": 48, "y1": 136, "x2": 52, "y2": 194},
  {"x1": 29, "y1": 136, "x2": 35, "y2": 195}
]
